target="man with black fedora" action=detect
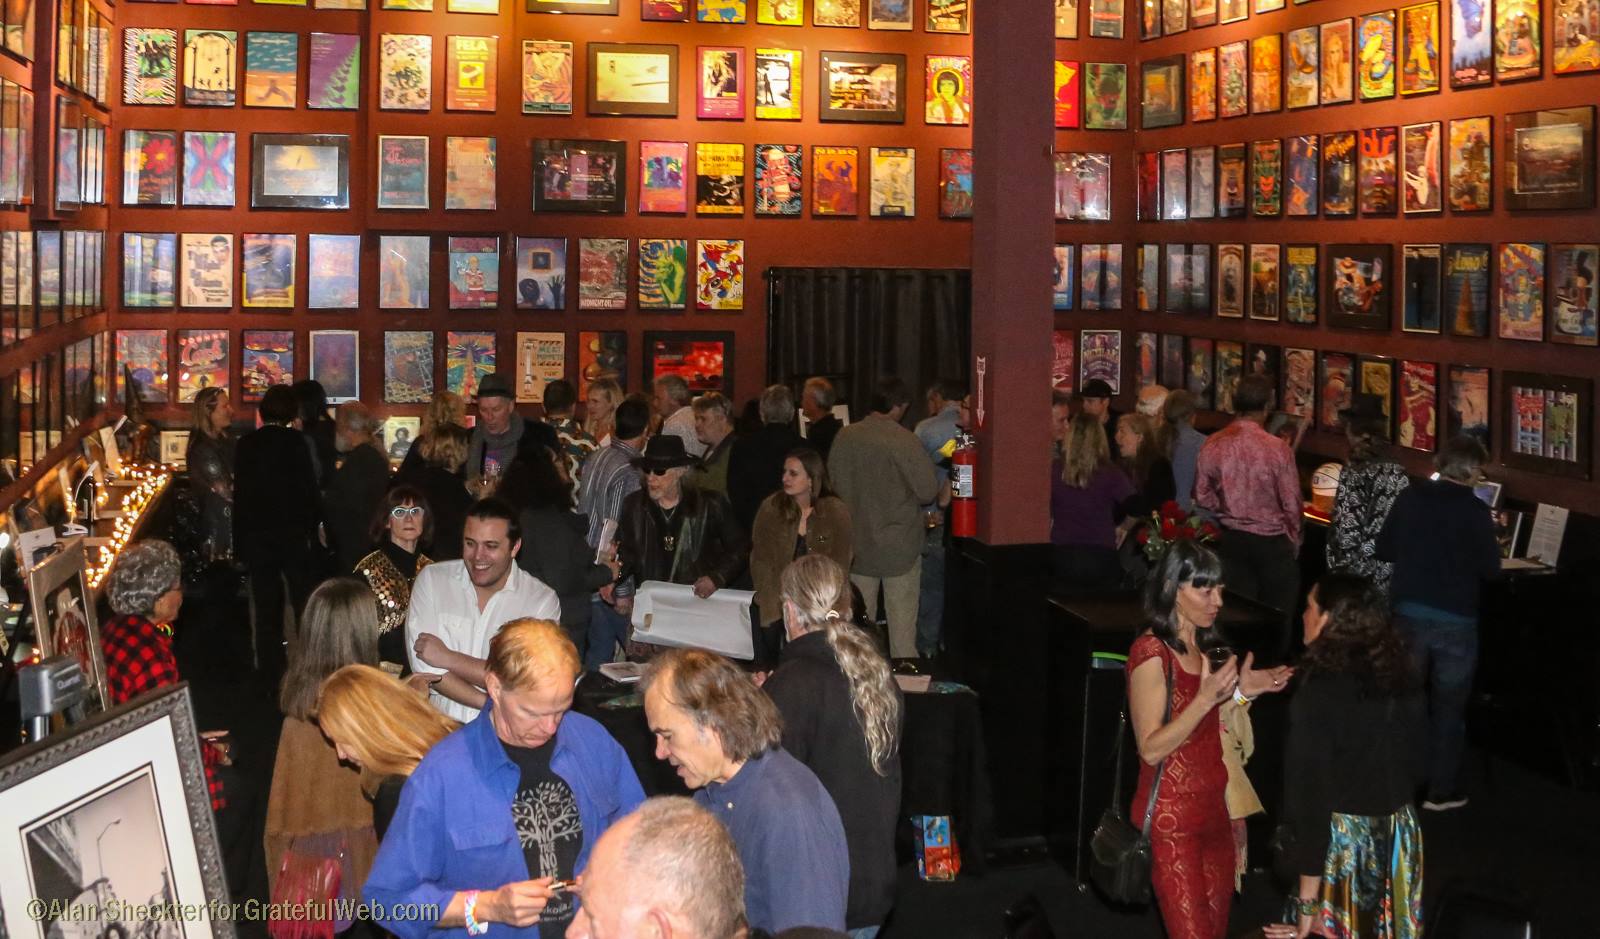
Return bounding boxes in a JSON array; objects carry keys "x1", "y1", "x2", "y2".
[
  {"x1": 466, "y1": 371, "x2": 559, "y2": 490},
  {"x1": 613, "y1": 435, "x2": 748, "y2": 630},
  {"x1": 1079, "y1": 378, "x2": 1120, "y2": 429}
]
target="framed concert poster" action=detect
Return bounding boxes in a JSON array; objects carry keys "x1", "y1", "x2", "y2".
[
  {"x1": 1326, "y1": 243, "x2": 1393, "y2": 331},
  {"x1": 533, "y1": 139, "x2": 627, "y2": 213},
  {"x1": 1502, "y1": 371, "x2": 1591, "y2": 479},
  {"x1": 643, "y1": 331, "x2": 734, "y2": 394},
  {"x1": 588, "y1": 43, "x2": 678, "y2": 117},
  {"x1": 1503, "y1": 106, "x2": 1595, "y2": 210}
]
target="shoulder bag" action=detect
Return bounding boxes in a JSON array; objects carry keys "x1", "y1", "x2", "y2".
[{"x1": 1088, "y1": 649, "x2": 1173, "y2": 907}]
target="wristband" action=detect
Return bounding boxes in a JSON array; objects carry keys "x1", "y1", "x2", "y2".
[
  {"x1": 1233, "y1": 688, "x2": 1254, "y2": 707},
  {"x1": 1298, "y1": 897, "x2": 1320, "y2": 918},
  {"x1": 463, "y1": 890, "x2": 487, "y2": 936}
]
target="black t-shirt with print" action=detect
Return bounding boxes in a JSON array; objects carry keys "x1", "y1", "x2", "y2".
[{"x1": 502, "y1": 739, "x2": 582, "y2": 937}]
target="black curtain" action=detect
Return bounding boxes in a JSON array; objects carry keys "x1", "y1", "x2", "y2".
[{"x1": 765, "y1": 267, "x2": 971, "y2": 422}]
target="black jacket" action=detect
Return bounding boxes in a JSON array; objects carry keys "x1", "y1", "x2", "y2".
[
  {"x1": 305, "y1": 417, "x2": 338, "y2": 489},
  {"x1": 232, "y1": 424, "x2": 320, "y2": 562},
  {"x1": 616, "y1": 487, "x2": 747, "y2": 592},
  {"x1": 729, "y1": 422, "x2": 805, "y2": 531},
  {"x1": 395, "y1": 463, "x2": 471, "y2": 561},
  {"x1": 324, "y1": 444, "x2": 392, "y2": 572},
  {"x1": 806, "y1": 415, "x2": 844, "y2": 461},
  {"x1": 764, "y1": 630, "x2": 903, "y2": 929},
  {"x1": 1376, "y1": 477, "x2": 1501, "y2": 617},
  {"x1": 517, "y1": 504, "x2": 613, "y2": 639}
]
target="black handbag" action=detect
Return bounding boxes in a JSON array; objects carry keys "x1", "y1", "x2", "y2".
[{"x1": 1088, "y1": 652, "x2": 1173, "y2": 907}]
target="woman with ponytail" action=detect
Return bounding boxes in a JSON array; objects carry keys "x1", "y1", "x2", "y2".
[{"x1": 763, "y1": 554, "x2": 903, "y2": 939}]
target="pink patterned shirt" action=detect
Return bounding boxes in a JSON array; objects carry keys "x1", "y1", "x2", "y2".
[{"x1": 1194, "y1": 418, "x2": 1304, "y2": 548}]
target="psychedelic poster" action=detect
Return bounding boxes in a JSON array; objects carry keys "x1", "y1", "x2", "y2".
[
  {"x1": 1190, "y1": 146, "x2": 1216, "y2": 218},
  {"x1": 182, "y1": 131, "x2": 235, "y2": 207},
  {"x1": 1249, "y1": 34, "x2": 1281, "y2": 113},
  {"x1": 1451, "y1": 0, "x2": 1493, "y2": 85},
  {"x1": 1359, "y1": 358, "x2": 1396, "y2": 433},
  {"x1": 638, "y1": 238, "x2": 689, "y2": 309},
  {"x1": 1079, "y1": 244, "x2": 1123, "y2": 310},
  {"x1": 577, "y1": 331, "x2": 627, "y2": 398},
  {"x1": 1446, "y1": 364, "x2": 1491, "y2": 447},
  {"x1": 176, "y1": 329, "x2": 228, "y2": 402},
  {"x1": 1359, "y1": 125, "x2": 1398, "y2": 215},
  {"x1": 1159, "y1": 335, "x2": 1185, "y2": 390},
  {"x1": 812, "y1": 145, "x2": 858, "y2": 215},
  {"x1": 515, "y1": 236, "x2": 567, "y2": 310},
  {"x1": 1083, "y1": 62, "x2": 1127, "y2": 129},
  {"x1": 1218, "y1": 41, "x2": 1247, "y2": 118},
  {"x1": 1135, "y1": 332, "x2": 1158, "y2": 388},
  {"x1": 1401, "y1": 121, "x2": 1442, "y2": 213},
  {"x1": 753, "y1": 49, "x2": 801, "y2": 120},
  {"x1": 1052, "y1": 244, "x2": 1074, "y2": 310},
  {"x1": 1282, "y1": 348, "x2": 1316, "y2": 418},
  {"x1": 1054, "y1": 59, "x2": 1081, "y2": 128},
  {"x1": 1321, "y1": 131, "x2": 1357, "y2": 216},
  {"x1": 697, "y1": 47, "x2": 744, "y2": 119},
  {"x1": 754, "y1": 144, "x2": 803, "y2": 216},
  {"x1": 122, "y1": 233, "x2": 176, "y2": 307},
  {"x1": 1317, "y1": 351, "x2": 1355, "y2": 431},
  {"x1": 867, "y1": 0, "x2": 912, "y2": 29},
  {"x1": 1214, "y1": 341, "x2": 1243, "y2": 412},
  {"x1": 445, "y1": 136, "x2": 497, "y2": 211},
  {"x1": 1142, "y1": 58, "x2": 1183, "y2": 129},
  {"x1": 1136, "y1": 243, "x2": 1160, "y2": 310},
  {"x1": 1497, "y1": 242, "x2": 1546, "y2": 340},
  {"x1": 183, "y1": 29, "x2": 237, "y2": 107},
  {"x1": 447, "y1": 236, "x2": 500, "y2": 309},
  {"x1": 939, "y1": 148, "x2": 974, "y2": 219},
  {"x1": 696, "y1": 238, "x2": 745, "y2": 310},
  {"x1": 1447, "y1": 116, "x2": 1492, "y2": 211},
  {"x1": 1549, "y1": 243, "x2": 1600, "y2": 345},
  {"x1": 377, "y1": 135, "x2": 429, "y2": 209},
  {"x1": 1090, "y1": 0, "x2": 1124, "y2": 37},
  {"x1": 384, "y1": 330, "x2": 434, "y2": 404},
  {"x1": 1319, "y1": 19, "x2": 1355, "y2": 104},
  {"x1": 1249, "y1": 244, "x2": 1281, "y2": 321},
  {"x1": 243, "y1": 31, "x2": 297, "y2": 108},
  {"x1": 446, "y1": 35, "x2": 496, "y2": 112},
  {"x1": 1138, "y1": 152, "x2": 1160, "y2": 221},
  {"x1": 123, "y1": 28, "x2": 178, "y2": 105},
  {"x1": 1398, "y1": 359, "x2": 1438, "y2": 450},
  {"x1": 639, "y1": 140, "x2": 689, "y2": 213},
  {"x1": 179, "y1": 233, "x2": 233, "y2": 308},
  {"x1": 1495, "y1": 0, "x2": 1542, "y2": 80},
  {"x1": 759, "y1": 0, "x2": 803, "y2": 25},
  {"x1": 1358, "y1": 12, "x2": 1396, "y2": 99},
  {"x1": 1285, "y1": 245, "x2": 1318, "y2": 324},
  {"x1": 122, "y1": 130, "x2": 178, "y2": 205},
  {"x1": 699, "y1": 0, "x2": 748, "y2": 23},
  {"x1": 116, "y1": 330, "x2": 169, "y2": 402},
  {"x1": 578, "y1": 237, "x2": 628, "y2": 310},
  {"x1": 1443, "y1": 243, "x2": 1491, "y2": 336},
  {"x1": 1286, "y1": 135, "x2": 1318, "y2": 216},
  {"x1": 649, "y1": 337, "x2": 729, "y2": 394},
  {"x1": 695, "y1": 141, "x2": 745, "y2": 215},
  {"x1": 514, "y1": 332, "x2": 565, "y2": 404},
  {"x1": 1187, "y1": 338, "x2": 1214, "y2": 409},
  {"x1": 1286, "y1": 27, "x2": 1319, "y2": 108},
  {"x1": 522, "y1": 40, "x2": 573, "y2": 115},
  {"x1": 1079, "y1": 329, "x2": 1122, "y2": 395},
  {"x1": 1251, "y1": 139, "x2": 1282, "y2": 216},
  {"x1": 307, "y1": 33, "x2": 361, "y2": 110},
  {"x1": 869, "y1": 147, "x2": 915, "y2": 217},
  {"x1": 1402, "y1": 243, "x2": 1443, "y2": 332},
  {"x1": 309, "y1": 330, "x2": 359, "y2": 403},
  {"x1": 380, "y1": 34, "x2": 432, "y2": 111},
  {"x1": 1051, "y1": 330, "x2": 1075, "y2": 392},
  {"x1": 446, "y1": 331, "x2": 496, "y2": 399},
  {"x1": 241, "y1": 233, "x2": 295, "y2": 308},
  {"x1": 924, "y1": 55, "x2": 972, "y2": 125},
  {"x1": 1161, "y1": 150, "x2": 1187, "y2": 220},
  {"x1": 1217, "y1": 243, "x2": 1245, "y2": 317},
  {"x1": 1399, "y1": 2, "x2": 1440, "y2": 94},
  {"x1": 1326, "y1": 244, "x2": 1393, "y2": 330},
  {"x1": 241, "y1": 331, "x2": 294, "y2": 402},
  {"x1": 644, "y1": 0, "x2": 690, "y2": 20},
  {"x1": 307, "y1": 233, "x2": 360, "y2": 308},
  {"x1": 1554, "y1": 0, "x2": 1600, "y2": 73},
  {"x1": 1054, "y1": 151, "x2": 1111, "y2": 221},
  {"x1": 1187, "y1": 49, "x2": 1215, "y2": 122},
  {"x1": 379, "y1": 234, "x2": 430, "y2": 309}
]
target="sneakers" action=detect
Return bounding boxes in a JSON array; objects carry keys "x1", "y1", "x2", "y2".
[{"x1": 1422, "y1": 793, "x2": 1469, "y2": 811}]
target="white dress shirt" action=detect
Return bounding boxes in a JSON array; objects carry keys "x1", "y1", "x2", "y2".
[
  {"x1": 662, "y1": 405, "x2": 707, "y2": 457},
  {"x1": 404, "y1": 560, "x2": 561, "y2": 721}
]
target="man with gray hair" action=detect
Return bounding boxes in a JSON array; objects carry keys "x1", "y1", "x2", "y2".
[
  {"x1": 1136, "y1": 384, "x2": 1170, "y2": 418},
  {"x1": 691, "y1": 392, "x2": 738, "y2": 495},
  {"x1": 800, "y1": 377, "x2": 844, "y2": 460},
  {"x1": 654, "y1": 374, "x2": 705, "y2": 458},
  {"x1": 564, "y1": 796, "x2": 746, "y2": 939},
  {"x1": 324, "y1": 400, "x2": 393, "y2": 570},
  {"x1": 728, "y1": 384, "x2": 804, "y2": 532}
]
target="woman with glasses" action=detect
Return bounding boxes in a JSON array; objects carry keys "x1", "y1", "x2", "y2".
[{"x1": 355, "y1": 486, "x2": 433, "y2": 672}]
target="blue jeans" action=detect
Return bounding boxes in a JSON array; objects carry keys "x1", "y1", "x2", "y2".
[
  {"x1": 585, "y1": 595, "x2": 631, "y2": 670},
  {"x1": 849, "y1": 928, "x2": 881, "y2": 939},
  {"x1": 1397, "y1": 613, "x2": 1478, "y2": 796},
  {"x1": 916, "y1": 524, "x2": 946, "y2": 657}
]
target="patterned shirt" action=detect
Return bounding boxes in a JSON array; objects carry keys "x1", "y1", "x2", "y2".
[
  {"x1": 548, "y1": 416, "x2": 598, "y2": 495},
  {"x1": 102, "y1": 614, "x2": 226, "y2": 811},
  {"x1": 1326, "y1": 460, "x2": 1409, "y2": 593},
  {"x1": 576, "y1": 439, "x2": 642, "y2": 550},
  {"x1": 1194, "y1": 418, "x2": 1304, "y2": 547}
]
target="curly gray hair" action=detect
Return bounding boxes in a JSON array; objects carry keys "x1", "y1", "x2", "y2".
[{"x1": 107, "y1": 540, "x2": 182, "y2": 617}]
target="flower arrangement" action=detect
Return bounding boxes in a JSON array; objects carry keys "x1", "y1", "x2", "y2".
[{"x1": 1137, "y1": 500, "x2": 1220, "y2": 562}]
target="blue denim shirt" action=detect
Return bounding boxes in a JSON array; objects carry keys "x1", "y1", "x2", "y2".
[
  {"x1": 913, "y1": 404, "x2": 962, "y2": 463},
  {"x1": 363, "y1": 701, "x2": 645, "y2": 939}
]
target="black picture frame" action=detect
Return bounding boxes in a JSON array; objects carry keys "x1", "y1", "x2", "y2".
[
  {"x1": 586, "y1": 42, "x2": 679, "y2": 117},
  {"x1": 249, "y1": 133, "x2": 351, "y2": 210},
  {"x1": 1501, "y1": 371, "x2": 1593, "y2": 480},
  {"x1": 1140, "y1": 55, "x2": 1185, "y2": 129},
  {"x1": 819, "y1": 51, "x2": 908, "y2": 123},
  {"x1": 533, "y1": 138, "x2": 628, "y2": 213},
  {"x1": 1503, "y1": 106, "x2": 1596, "y2": 211},
  {"x1": 642, "y1": 330, "x2": 735, "y2": 394},
  {"x1": 1325, "y1": 243, "x2": 1394, "y2": 331},
  {"x1": 1356, "y1": 354, "x2": 1397, "y2": 438},
  {"x1": 528, "y1": 0, "x2": 619, "y2": 12}
]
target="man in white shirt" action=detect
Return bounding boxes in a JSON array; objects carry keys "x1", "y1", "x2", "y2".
[
  {"x1": 406, "y1": 497, "x2": 561, "y2": 721},
  {"x1": 654, "y1": 374, "x2": 706, "y2": 458}
]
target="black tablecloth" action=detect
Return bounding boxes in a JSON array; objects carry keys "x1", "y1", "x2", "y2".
[{"x1": 573, "y1": 670, "x2": 994, "y2": 874}]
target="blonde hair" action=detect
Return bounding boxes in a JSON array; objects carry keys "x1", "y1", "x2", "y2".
[
  {"x1": 315, "y1": 664, "x2": 459, "y2": 777},
  {"x1": 779, "y1": 555, "x2": 901, "y2": 776},
  {"x1": 585, "y1": 378, "x2": 623, "y2": 440},
  {"x1": 487, "y1": 618, "x2": 581, "y2": 692},
  {"x1": 421, "y1": 391, "x2": 467, "y2": 437},
  {"x1": 1061, "y1": 412, "x2": 1110, "y2": 488},
  {"x1": 421, "y1": 422, "x2": 471, "y2": 472},
  {"x1": 189, "y1": 387, "x2": 229, "y2": 438},
  {"x1": 280, "y1": 577, "x2": 380, "y2": 719}
]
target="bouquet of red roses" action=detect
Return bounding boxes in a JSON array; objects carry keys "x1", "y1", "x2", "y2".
[{"x1": 1136, "y1": 500, "x2": 1220, "y2": 563}]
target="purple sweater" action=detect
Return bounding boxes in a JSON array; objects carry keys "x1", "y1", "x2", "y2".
[{"x1": 1050, "y1": 461, "x2": 1135, "y2": 549}]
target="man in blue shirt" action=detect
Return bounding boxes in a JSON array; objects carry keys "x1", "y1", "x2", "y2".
[
  {"x1": 364, "y1": 619, "x2": 645, "y2": 939},
  {"x1": 911, "y1": 380, "x2": 966, "y2": 659},
  {"x1": 641, "y1": 649, "x2": 849, "y2": 935}
]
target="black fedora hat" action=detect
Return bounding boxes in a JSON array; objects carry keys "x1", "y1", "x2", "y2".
[
  {"x1": 630, "y1": 434, "x2": 700, "y2": 471},
  {"x1": 1338, "y1": 393, "x2": 1387, "y2": 424}
]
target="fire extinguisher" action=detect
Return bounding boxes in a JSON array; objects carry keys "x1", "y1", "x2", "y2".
[{"x1": 949, "y1": 430, "x2": 977, "y2": 538}]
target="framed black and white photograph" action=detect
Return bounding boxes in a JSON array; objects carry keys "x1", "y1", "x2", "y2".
[
  {"x1": 249, "y1": 134, "x2": 352, "y2": 210},
  {"x1": 0, "y1": 685, "x2": 235, "y2": 939},
  {"x1": 26, "y1": 540, "x2": 107, "y2": 717}
]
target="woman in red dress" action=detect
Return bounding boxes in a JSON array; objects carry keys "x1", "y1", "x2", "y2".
[{"x1": 1127, "y1": 541, "x2": 1292, "y2": 939}]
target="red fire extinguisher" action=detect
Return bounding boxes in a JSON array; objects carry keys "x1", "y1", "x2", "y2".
[{"x1": 949, "y1": 430, "x2": 977, "y2": 538}]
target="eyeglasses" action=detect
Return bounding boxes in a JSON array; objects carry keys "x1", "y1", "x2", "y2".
[
  {"x1": 390, "y1": 506, "x2": 425, "y2": 520},
  {"x1": 646, "y1": 467, "x2": 671, "y2": 477}
]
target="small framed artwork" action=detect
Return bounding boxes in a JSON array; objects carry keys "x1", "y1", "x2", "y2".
[
  {"x1": 1083, "y1": 62, "x2": 1128, "y2": 129},
  {"x1": 643, "y1": 331, "x2": 734, "y2": 393},
  {"x1": 1080, "y1": 244, "x2": 1124, "y2": 310},
  {"x1": 244, "y1": 31, "x2": 299, "y2": 109},
  {"x1": 1141, "y1": 0, "x2": 1162, "y2": 38},
  {"x1": 695, "y1": 239, "x2": 745, "y2": 310},
  {"x1": 938, "y1": 147, "x2": 973, "y2": 219},
  {"x1": 819, "y1": 51, "x2": 906, "y2": 123},
  {"x1": 1317, "y1": 350, "x2": 1355, "y2": 432},
  {"x1": 378, "y1": 34, "x2": 432, "y2": 111},
  {"x1": 644, "y1": 0, "x2": 691, "y2": 18},
  {"x1": 1056, "y1": 59, "x2": 1082, "y2": 129},
  {"x1": 1503, "y1": 106, "x2": 1595, "y2": 211},
  {"x1": 515, "y1": 236, "x2": 569, "y2": 310},
  {"x1": 446, "y1": 35, "x2": 498, "y2": 112},
  {"x1": 1053, "y1": 245, "x2": 1074, "y2": 311},
  {"x1": 448, "y1": 236, "x2": 502, "y2": 310},
  {"x1": 1497, "y1": 242, "x2": 1546, "y2": 341},
  {"x1": 1554, "y1": 0, "x2": 1600, "y2": 73},
  {"x1": 384, "y1": 331, "x2": 436, "y2": 404},
  {"x1": 445, "y1": 136, "x2": 497, "y2": 211},
  {"x1": 25, "y1": 541, "x2": 107, "y2": 716},
  {"x1": 1451, "y1": 0, "x2": 1493, "y2": 86},
  {"x1": 577, "y1": 331, "x2": 629, "y2": 398},
  {"x1": 1443, "y1": 243, "x2": 1492, "y2": 337},
  {"x1": 123, "y1": 233, "x2": 178, "y2": 308},
  {"x1": 180, "y1": 234, "x2": 234, "y2": 309},
  {"x1": 182, "y1": 131, "x2": 237, "y2": 208},
  {"x1": 1189, "y1": 145, "x2": 1216, "y2": 218},
  {"x1": 1447, "y1": 116, "x2": 1493, "y2": 212},
  {"x1": 1215, "y1": 341, "x2": 1244, "y2": 414},
  {"x1": 867, "y1": 0, "x2": 913, "y2": 29},
  {"x1": 754, "y1": 144, "x2": 803, "y2": 216},
  {"x1": 1401, "y1": 121, "x2": 1443, "y2": 214},
  {"x1": 925, "y1": 55, "x2": 972, "y2": 126},
  {"x1": 815, "y1": 0, "x2": 862, "y2": 25},
  {"x1": 1321, "y1": 131, "x2": 1357, "y2": 216},
  {"x1": 1193, "y1": 0, "x2": 1219, "y2": 27},
  {"x1": 1326, "y1": 243, "x2": 1394, "y2": 331},
  {"x1": 1286, "y1": 135, "x2": 1319, "y2": 216},
  {"x1": 1216, "y1": 144, "x2": 1246, "y2": 218},
  {"x1": 1402, "y1": 244, "x2": 1443, "y2": 333},
  {"x1": 1218, "y1": 42, "x2": 1247, "y2": 119},
  {"x1": 1494, "y1": 0, "x2": 1542, "y2": 80},
  {"x1": 1160, "y1": 149, "x2": 1187, "y2": 220},
  {"x1": 1446, "y1": 363, "x2": 1491, "y2": 449},
  {"x1": 1138, "y1": 151, "x2": 1160, "y2": 221},
  {"x1": 928, "y1": 0, "x2": 971, "y2": 32},
  {"x1": 122, "y1": 130, "x2": 179, "y2": 206},
  {"x1": 528, "y1": 0, "x2": 620, "y2": 12},
  {"x1": 1397, "y1": 359, "x2": 1439, "y2": 451},
  {"x1": 1140, "y1": 55, "x2": 1184, "y2": 129},
  {"x1": 639, "y1": 140, "x2": 690, "y2": 214},
  {"x1": 523, "y1": 40, "x2": 576, "y2": 114},
  {"x1": 241, "y1": 233, "x2": 297, "y2": 309},
  {"x1": 869, "y1": 147, "x2": 915, "y2": 217},
  {"x1": 757, "y1": 0, "x2": 803, "y2": 24},
  {"x1": 1188, "y1": 49, "x2": 1216, "y2": 123},
  {"x1": 307, "y1": 234, "x2": 361, "y2": 309},
  {"x1": 1159, "y1": 334, "x2": 1186, "y2": 390},
  {"x1": 1079, "y1": 329, "x2": 1123, "y2": 396},
  {"x1": 1091, "y1": 0, "x2": 1126, "y2": 36},
  {"x1": 1359, "y1": 125, "x2": 1398, "y2": 215},
  {"x1": 1186, "y1": 337, "x2": 1215, "y2": 410},
  {"x1": 1321, "y1": 18, "x2": 1356, "y2": 103},
  {"x1": 1163, "y1": 0, "x2": 1189, "y2": 35},
  {"x1": 1163, "y1": 244, "x2": 1212, "y2": 315},
  {"x1": 250, "y1": 133, "x2": 351, "y2": 210},
  {"x1": 533, "y1": 139, "x2": 627, "y2": 213},
  {"x1": 1249, "y1": 243, "x2": 1281, "y2": 321},
  {"x1": 1249, "y1": 33, "x2": 1282, "y2": 114},
  {"x1": 638, "y1": 238, "x2": 690, "y2": 309},
  {"x1": 1054, "y1": 152, "x2": 1111, "y2": 221},
  {"x1": 1282, "y1": 347, "x2": 1317, "y2": 420},
  {"x1": 696, "y1": 141, "x2": 746, "y2": 216},
  {"x1": 588, "y1": 43, "x2": 678, "y2": 117},
  {"x1": 1137, "y1": 244, "x2": 1160, "y2": 312},
  {"x1": 1358, "y1": 11, "x2": 1397, "y2": 99},
  {"x1": 754, "y1": 49, "x2": 803, "y2": 120},
  {"x1": 1399, "y1": 2, "x2": 1441, "y2": 94},
  {"x1": 1216, "y1": 242, "x2": 1246, "y2": 317},
  {"x1": 378, "y1": 234, "x2": 431, "y2": 309},
  {"x1": 1357, "y1": 354, "x2": 1397, "y2": 437},
  {"x1": 1503, "y1": 372, "x2": 1590, "y2": 479},
  {"x1": 1286, "y1": 27, "x2": 1319, "y2": 109},
  {"x1": 1250, "y1": 139, "x2": 1282, "y2": 216},
  {"x1": 308, "y1": 329, "x2": 360, "y2": 403},
  {"x1": 1549, "y1": 243, "x2": 1600, "y2": 346},
  {"x1": 697, "y1": 47, "x2": 744, "y2": 120},
  {"x1": 1135, "y1": 332, "x2": 1159, "y2": 389},
  {"x1": 446, "y1": 331, "x2": 497, "y2": 399},
  {"x1": 241, "y1": 330, "x2": 295, "y2": 401},
  {"x1": 812, "y1": 145, "x2": 859, "y2": 216}
]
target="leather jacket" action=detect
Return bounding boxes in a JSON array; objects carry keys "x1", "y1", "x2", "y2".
[{"x1": 616, "y1": 485, "x2": 747, "y2": 597}]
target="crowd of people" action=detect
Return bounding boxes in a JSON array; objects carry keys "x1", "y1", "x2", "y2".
[{"x1": 83, "y1": 365, "x2": 1509, "y2": 939}]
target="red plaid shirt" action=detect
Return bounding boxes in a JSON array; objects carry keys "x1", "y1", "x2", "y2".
[{"x1": 102, "y1": 614, "x2": 227, "y2": 812}]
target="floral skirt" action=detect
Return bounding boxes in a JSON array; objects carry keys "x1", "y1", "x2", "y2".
[{"x1": 1316, "y1": 805, "x2": 1424, "y2": 939}]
